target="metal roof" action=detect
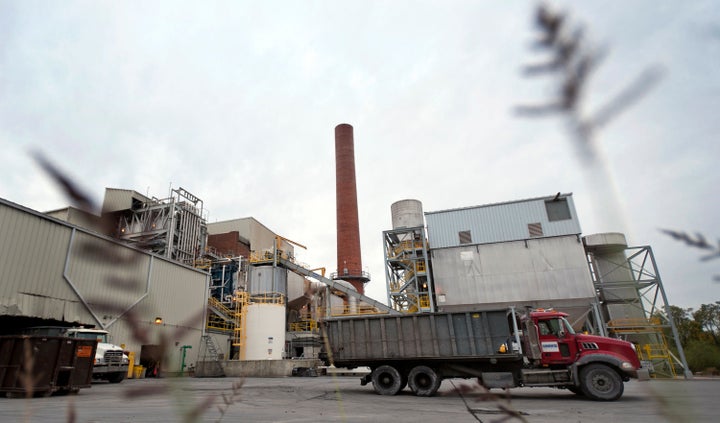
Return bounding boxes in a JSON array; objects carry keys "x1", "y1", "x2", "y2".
[{"x1": 425, "y1": 193, "x2": 582, "y2": 249}]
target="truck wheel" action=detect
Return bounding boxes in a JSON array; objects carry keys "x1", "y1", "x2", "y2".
[
  {"x1": 580, "y1": 364, "x2": 623, "y2": 401},
  {"x1": 107, "y1": 372, "x2": 126, "y2": 384},
  {"x1": 371, "y1": 365, "x2": 404, "y2": 396},
  {"x1": 408, "y1": 366, "x2": 441, "y2": 397}
]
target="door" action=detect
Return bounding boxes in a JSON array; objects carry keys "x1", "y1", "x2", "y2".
[{"x1": 536, "y1": 318, "x2": 578, "y2": 365}]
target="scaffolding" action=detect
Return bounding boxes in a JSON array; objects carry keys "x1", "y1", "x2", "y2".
[
  {"x1": 383, "y1": 226, "x2": 435, "y2": 313},
  {"x1": 203, "y1": 235, "x2": 399, "y2": 362},
  {"x1": 205, "y1": 297, "x2": 236, "y2": 332},
  {"x1": 608, "y1": 317, "x2": 677, "y2": 378},
  {"x1": 587, "y1": 245, "x2": 692, "y2": 378},
  {"x1": 117, "y1": 187, "x2": 206, "y2": 266}
]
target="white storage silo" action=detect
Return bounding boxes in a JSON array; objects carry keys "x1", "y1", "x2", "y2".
[{"x1": 243, "y1": 303, "x2": 286, "y2": 360}]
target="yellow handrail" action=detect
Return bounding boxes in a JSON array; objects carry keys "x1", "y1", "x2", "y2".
[{"x1": 289, "y1": 320, "x2": 319, "y2": 332}]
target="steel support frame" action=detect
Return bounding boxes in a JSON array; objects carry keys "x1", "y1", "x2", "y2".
[
  {"x1": 118, "y1": 187, "x2": 206, "y2": 266},
  {"x1": 383, "y1": 226, "x2": 435, "y2": 313},
  {"x1": 588, "y1": 245, "x2": 692, "y2": 378}
]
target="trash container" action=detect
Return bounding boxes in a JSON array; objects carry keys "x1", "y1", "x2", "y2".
[
  {"x1": 0, "y1": 335, "x2": 97, "y2": 397},
  {"x1": 133, "y1": 365, "x2": 145, "y2": 379}
]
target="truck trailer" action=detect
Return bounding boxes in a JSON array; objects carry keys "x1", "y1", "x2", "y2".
[{"x1": 322, "y1": 308, "x2": 643, "y2": 401}]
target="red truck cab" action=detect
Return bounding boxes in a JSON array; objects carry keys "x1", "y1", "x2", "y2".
[{"x1": 529, "y1": 310, "x2": 642, "y2": 395}]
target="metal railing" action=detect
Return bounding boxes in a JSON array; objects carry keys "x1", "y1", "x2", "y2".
[
  {"x1": 607, "y1": 317, "x2": 663, "y2": 333},
  {"x1": 321, "y1": 305, "x2": 389, "y2": 317},
  {"x1": 289, "y1": 320, "x2": 319, "y2": 332},
  {"x1": 388, "y1": 240, "x2": 426, "y2": 259},
  {"x1": 248, "y1": 292, "x2": 285, "y2": 305}
]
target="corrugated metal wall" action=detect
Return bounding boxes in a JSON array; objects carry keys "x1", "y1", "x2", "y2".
[
  {"x1": 0, "y1": 198, "x2": 210, "y2": 367},
  {"x1": 431, "y1": 235, "x2": 596, "y2": 315},
  {"x1": 425, "y1": 194, "x2": 582, "y2": 249}
]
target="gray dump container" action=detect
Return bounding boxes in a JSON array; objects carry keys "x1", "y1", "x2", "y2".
[
  {"x1": 324, "y1": 310, "x2": 515, "y2": 365},
  {"x1": 0, "y1": 335, "x2": 97, "y2": 397}
]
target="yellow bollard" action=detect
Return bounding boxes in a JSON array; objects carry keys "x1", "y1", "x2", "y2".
[{"x1": 127, "y1": 351, "x2": 136, "y2": 378}]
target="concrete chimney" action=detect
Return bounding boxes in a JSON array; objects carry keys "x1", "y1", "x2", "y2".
[{"x1": 334, "y1": 123, "x2": 369, "y2": 294}]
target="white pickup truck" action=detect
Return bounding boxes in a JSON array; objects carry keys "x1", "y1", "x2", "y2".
[{"x1": 25, "y1": 326, "x2": 130, "y2": 383}]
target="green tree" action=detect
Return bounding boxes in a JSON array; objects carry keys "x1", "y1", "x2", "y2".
[
  {"x1": 693, "y1": 302, "x2": 720, "y2": 347},
  {"x1": 667, "y1": 305, "x2": 704, "y2": 347},
  {"x1": 683, "y1": 341, "x2": 720, "y2": 373}
]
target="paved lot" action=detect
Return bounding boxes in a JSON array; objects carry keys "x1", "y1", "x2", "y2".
[{"x1": 1, "y1": 376, "x2": 718, "y2": 422}]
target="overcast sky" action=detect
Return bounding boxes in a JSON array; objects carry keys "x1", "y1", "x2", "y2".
[{"x1": 1, "y1": 1, "x2": 718, "y2": 310}]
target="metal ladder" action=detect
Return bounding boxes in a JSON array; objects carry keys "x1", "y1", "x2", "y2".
[{"x1": 198, "y1": 335, "x2": 226, "y2": 377}]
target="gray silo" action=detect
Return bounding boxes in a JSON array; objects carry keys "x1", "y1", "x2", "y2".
[
  {"x1": 583, "y1": 233, "x2": 644, "y2": 321},
  {"x1": 247, "y1": 266, "x2": 287, "y2": 296},
  {"x1": 391, "y1": 199, "x2": 424, "y2": 232}
]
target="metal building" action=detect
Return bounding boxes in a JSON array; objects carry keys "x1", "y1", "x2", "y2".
[
  {"x1": 205, "y1": 219, "x2": 313, "y2": 361},
  {"x1": 104, "y1": 187, "x2": 207, "y2": 266},
  {"x1": 0, "y1": 197, "x2": 209, "y2": 372},
  {"x1": 382, "y1": 193, "x2": 690, "y2": 377},
  {"x1": 425, "y1": 194, "x2": 597, "y2": 321},
  {"x1": 207, "y1": 219, "x2": 306, "y2": 305}
]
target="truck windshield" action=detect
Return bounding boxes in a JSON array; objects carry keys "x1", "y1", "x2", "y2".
[
  {"x1": 74, "y1": 332, "x2": 108, "y2": 342},
  {"x1": 560, "y1": 317, "x2": 576, "y2": 335}
]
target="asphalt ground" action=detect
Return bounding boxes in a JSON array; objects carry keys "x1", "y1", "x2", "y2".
[{"x1": 1, "y1": 376, "x2": 718, "y2": 422}]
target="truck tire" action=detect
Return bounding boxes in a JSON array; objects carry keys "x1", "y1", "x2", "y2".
[
  {"x1": 408, "y1": 365, "x2": 441, "y2": 397},
  {"x1": 107, "y1": 372, "x2": 126, "y2": 384},
  {"x1": 371, "y1": 365, "x2": 404, "y2": 396},
  {"x1": 579, "y1": 364, "x2": 623, "y2": 401}
]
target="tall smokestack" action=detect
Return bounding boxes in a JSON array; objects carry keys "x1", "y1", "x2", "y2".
[{"x1": 335, "y1": 123, "x2": 368, "y2": 294}]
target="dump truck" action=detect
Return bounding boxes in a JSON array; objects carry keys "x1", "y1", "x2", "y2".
[
  {"x1": 24, "y1": 327, "x2": 129, "y2": 383},
  {"x1": 322, "y1": 308, "x2": 644, "y2": 401}
]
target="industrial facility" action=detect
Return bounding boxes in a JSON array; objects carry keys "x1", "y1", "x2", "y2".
[{"x1": 0, "y1": 123, "x2": 690, "y2": 381}]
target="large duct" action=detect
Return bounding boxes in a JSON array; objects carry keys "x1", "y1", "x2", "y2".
[{"x1": 334, "y1": 124, "x2": 369, "y2": 293}]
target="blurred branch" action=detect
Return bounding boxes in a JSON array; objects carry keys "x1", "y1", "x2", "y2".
[
  {"x1": 31, "y1": 151, "x2": 98, "y2": 213},
  {"x1": 661, "y1": 229, "x2": 720, "y2": 281},
  {"x1": 661, "y1": 229, "x2": 720, "y2": 261},
  {"x1": 449, "y1": 372, "x2": 529, "y2": 422},
  {"x1": 516, "y1": 2, "x2": 663, "y2": 160},
  {"x1": 591, "y1": 66, "x2": 665, "y2": 130}
]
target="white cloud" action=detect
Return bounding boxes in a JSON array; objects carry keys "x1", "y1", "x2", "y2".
[{"x1": 1, "y1": 0, "x2": 718, "y2": 308}]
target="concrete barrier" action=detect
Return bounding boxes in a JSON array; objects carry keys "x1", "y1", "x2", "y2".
[{"x1": 195, "y1": 359, "x2": 321, "y2": 377}]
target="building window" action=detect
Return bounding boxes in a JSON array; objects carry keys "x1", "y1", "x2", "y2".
[
  {"x1": 528, "y1": 222, "x2": 543, "y2": 237},
  {"x1": 458, "y1": 230, "x2": 472, "y2": 244},
  {"x1": 545, "y1": 198, "x2": 571, "y2": 221}
]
